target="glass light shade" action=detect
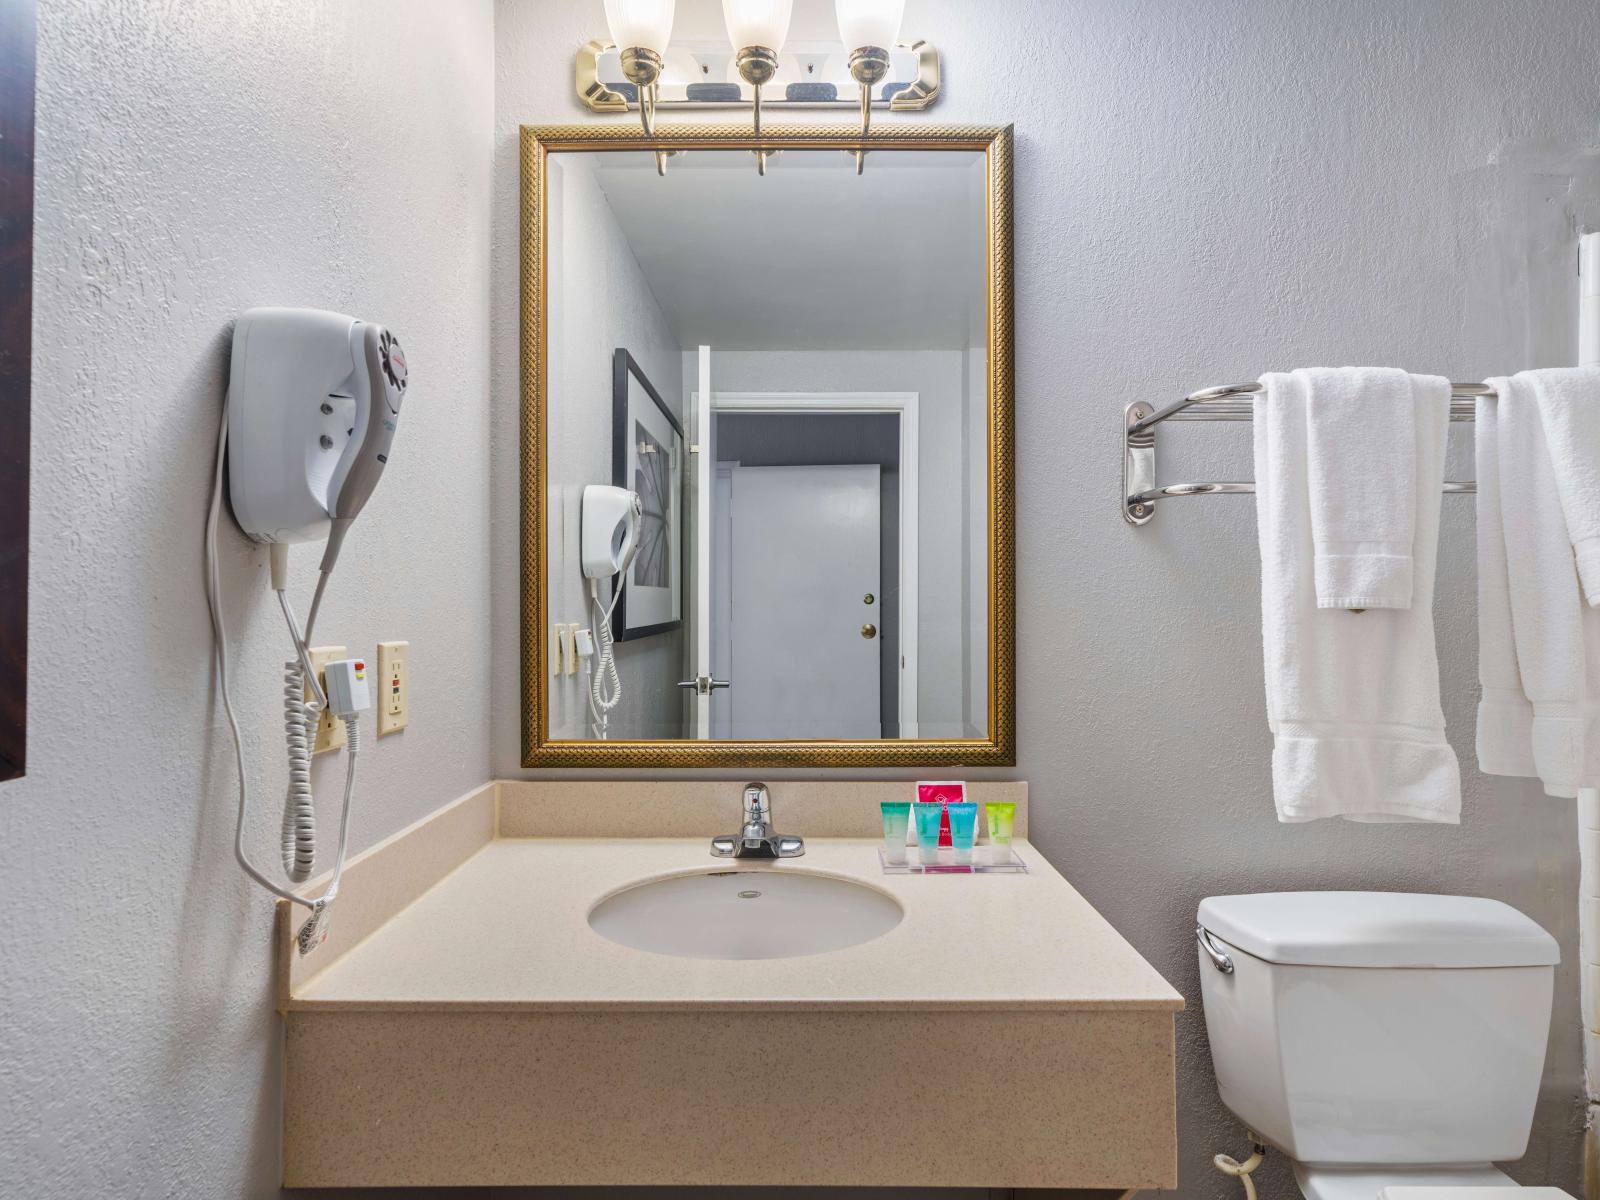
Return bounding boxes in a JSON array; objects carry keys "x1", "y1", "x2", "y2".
[
  {"x1": 722, "y1": 0, "x2": 793, "y2": 53},
  {"x1": 834, "y1": 0, "x2": 904, "y2": 50},
  {"x1": 603, "y1": 0, "x2": 674, "y2": 54}
]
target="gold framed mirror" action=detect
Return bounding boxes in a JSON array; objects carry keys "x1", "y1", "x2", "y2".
[{"x1": 519, "y1": 123, "x2": 1013, "y2": 767}]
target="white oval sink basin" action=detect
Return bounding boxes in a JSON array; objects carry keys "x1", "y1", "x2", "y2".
[{"x1": 588, "y1": 869, "x2": 903, "y2": 960}]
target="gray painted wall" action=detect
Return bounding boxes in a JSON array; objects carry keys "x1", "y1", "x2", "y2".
[
  {"x1": 492, "y1": 2, "x2": 1600, "y2": 1198},
  {"x1": 1, "y1": 1, "x2": 495, "y2": 1196}
]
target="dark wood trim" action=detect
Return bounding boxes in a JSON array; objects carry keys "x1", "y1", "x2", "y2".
[{"x1": 0, "y1": 0, "x2": 34, "y2": 783}]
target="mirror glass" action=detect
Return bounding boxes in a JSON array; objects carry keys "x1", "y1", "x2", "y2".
[{"x1": 543, "y1": 146, "x2": 989, "y2": 742}]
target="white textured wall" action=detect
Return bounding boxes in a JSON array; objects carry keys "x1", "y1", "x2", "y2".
[
  {"x1": 547, "y1": 154, "x2": 685, "y2": 740},
  {"x1": 493, "y1": 2, "x2": 1600, "y2": 1197},
  {"x1": 1, "y1": 2, "x2": 494, "y2": 1196}
]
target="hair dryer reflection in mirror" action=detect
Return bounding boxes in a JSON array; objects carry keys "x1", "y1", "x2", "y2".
[{"x1": 580, "y1": 484, "x2": 642, "y2": 737}]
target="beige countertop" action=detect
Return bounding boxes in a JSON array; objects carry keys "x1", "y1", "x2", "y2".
[{"x1": 289, "y1": 836, "x2": 1184, "y2": 1013}]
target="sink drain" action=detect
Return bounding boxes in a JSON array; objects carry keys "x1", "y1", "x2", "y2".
[{"x1": 737, "y1": 890, "x2": 762, "y2": 900}]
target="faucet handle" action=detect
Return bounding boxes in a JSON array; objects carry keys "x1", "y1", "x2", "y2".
[
  {"x1": 708, "y1": 784, "x2": 804, "y2": 859},
  {"x1": 742, "y1": 782, "x2": 770, "y2": 818}
]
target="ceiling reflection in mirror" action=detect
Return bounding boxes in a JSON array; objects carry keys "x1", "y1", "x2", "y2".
[{"x1": 541, "y1": 145, "x2": 990, "y2": 744}]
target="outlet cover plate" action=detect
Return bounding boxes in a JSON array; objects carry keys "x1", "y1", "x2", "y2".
[{"x1": 377, "y1": 640, "x2": 408, "y2": 736}]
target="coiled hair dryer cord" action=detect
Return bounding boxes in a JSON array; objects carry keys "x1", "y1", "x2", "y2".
[
  {"x1": 205, "y1": 388, "x2": 357, "y2": 954},
  {"x1": 587, "y1": 576, "x2": 625, "y2": 738}
]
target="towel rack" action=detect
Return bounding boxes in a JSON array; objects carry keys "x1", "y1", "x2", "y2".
[{"x1": 1123, "y1": 381, "x2": 1493, "y2": 525}]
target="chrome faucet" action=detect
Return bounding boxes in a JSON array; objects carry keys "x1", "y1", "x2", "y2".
[{"x1": 711, "y1": 782, "x2": 804, "y2": 859}]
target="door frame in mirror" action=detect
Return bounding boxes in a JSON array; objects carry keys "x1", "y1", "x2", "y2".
[
  {"x1": 711, "y1": 391, "x2": 920, "y2": 739},
  {"x1": 519, "y1": 123, "x2": 1014, "y2": 767}
]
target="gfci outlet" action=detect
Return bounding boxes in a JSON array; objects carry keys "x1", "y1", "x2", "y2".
[
  {"x1": 307, "y1": 645, "x2": 348, "y2": 754},
  {"x1": 377, "y1": 640, "x2": 409, "y2": 736}
]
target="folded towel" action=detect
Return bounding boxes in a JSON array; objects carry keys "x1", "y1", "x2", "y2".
[
  {"x1": 1255, "y1": 371, "x2": 1460, "y2": 823},
  {"x1": 1477, "y1": 372, "x2": 1600, "y2": 797},
  {"x1": 1298, "y1": 367, "x2": 1435, "y2": 609},
  {"x1": 1527, "y1": 367, "x2": 1600, "y2": 605}
]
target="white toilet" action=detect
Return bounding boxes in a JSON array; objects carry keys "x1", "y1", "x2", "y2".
[{"x1": 1197, "y1": 891, "x2": 1566, "y2": 1200}]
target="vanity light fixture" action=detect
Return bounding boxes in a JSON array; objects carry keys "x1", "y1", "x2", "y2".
[
  {"x1": 722, "y1": 0, "x2": 792, "y2": 175},
  {"x1": 603, "y1": 0, "x2": 677, "y2": 174},
  {"x1": 835, "y1": 0, "x2": 905, "y2": 173},
  {"x1": 576, "y1": 0, "x2": 942, "y2": 179}
]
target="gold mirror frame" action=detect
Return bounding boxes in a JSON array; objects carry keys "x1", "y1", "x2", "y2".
[{"x1": 519, "y1": 123, "x2": 1014, "y2": 767}]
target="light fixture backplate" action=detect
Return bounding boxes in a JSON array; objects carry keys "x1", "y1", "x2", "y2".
[{"x1": 576, "y1": 37, "x2": 939, "y2": 115}]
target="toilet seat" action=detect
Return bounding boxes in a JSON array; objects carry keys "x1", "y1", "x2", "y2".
[
  {"x1": 1293, "y1": 1165, "x2": 1574, "y2": 1200},
  {"x1": 1294, "y1": 1164, "x2": 1518, "y2": 1200},
  {"x1": 1381, "y1": 1190, "x2": 1575, "y2": 1200}
]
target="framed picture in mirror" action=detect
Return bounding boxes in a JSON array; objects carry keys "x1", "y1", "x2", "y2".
[{"x1": 612, "y1": 348, "x2": 683, "y2": 640}]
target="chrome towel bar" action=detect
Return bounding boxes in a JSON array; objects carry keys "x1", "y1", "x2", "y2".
[{"x1": 1124, "y1": 381, "x2": 1490, "y2": 525}]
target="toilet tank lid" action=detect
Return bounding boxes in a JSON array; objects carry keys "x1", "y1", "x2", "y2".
[{"x1": 1197, "y1": 892, "x2": 1559, "y2": 968}]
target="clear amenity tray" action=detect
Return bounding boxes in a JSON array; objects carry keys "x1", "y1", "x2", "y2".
[{"x1": 878, "y1": 846, "x2": 1028, "y2": 875}]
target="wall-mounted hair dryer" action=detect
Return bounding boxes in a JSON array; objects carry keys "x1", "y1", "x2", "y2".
[
  {"x1": 581, "y1": 484, "x2": 642, "y2": 579},
  {"x1": 228, "y1": 306, "x2": 407, "y2": 560},
  {"x1": 579, "y1": 485, "x2": 641, "y2": 738},
  {"x1": 205, "y1": 306, "x2": 410, "y2": 955}
]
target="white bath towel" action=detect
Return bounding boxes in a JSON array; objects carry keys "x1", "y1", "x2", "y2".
[
  {"x1": 1255, "y1": 371, "x2": 1459, "y2": 823},
  {"x1": 1529, "y1": 367, "x2": 1600, "y2": 606},
  {"x1": 1476, "y1": 371, "x2": 1600, "y2": 797},
  {"x1": 1299, "y1": 367, "x2": 1420, "y2": 610},
  {"x1": 1473, "y1": 389, "x2": 1537, "y2": 779}
]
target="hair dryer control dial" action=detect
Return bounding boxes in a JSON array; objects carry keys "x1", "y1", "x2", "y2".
[
  {"x1": 378, "y1": 329, "x2": 407, "y2": 414},
  {"x1": 325, "y1": 322, "x2": 407, "y2": 523}
]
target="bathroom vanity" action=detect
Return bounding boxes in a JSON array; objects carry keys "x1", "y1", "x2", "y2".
[
  {"x1": 276, "y1": 121, "x2": 1172, "y2": 1192},
  {"x1": 278, "y1": 782, "x2": 1182, "y2": 1190}
]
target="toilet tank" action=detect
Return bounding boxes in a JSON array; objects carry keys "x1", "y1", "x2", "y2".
[{"x1": 1197, "y1": 892, "x2": 1558, "y2": 1167}]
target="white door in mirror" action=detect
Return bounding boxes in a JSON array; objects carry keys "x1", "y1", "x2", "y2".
[{"x1": 728, "y1": 464, "x2": 881, "y2": 739}]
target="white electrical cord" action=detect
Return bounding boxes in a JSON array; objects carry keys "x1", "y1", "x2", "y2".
[
  {"x1": 204, "y1": 390, "x2": 360, "y2": 954},
  {"x1": 587, "y1": 576, "x2": 625, "y2": 738},
  {"x1": 1214, "y1": 1138, "x2": 1266, "y2": 1200}
]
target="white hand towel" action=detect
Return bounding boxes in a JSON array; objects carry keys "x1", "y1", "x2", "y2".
[
  {"x1": 1255, "y1": 371, "x2": 1459, "y2": 823},
  {"x1": 1478, "y1": 372, "x2": 1600, "y2": 797},
  {"x1": 1527, "y1": 367, "x2": 1600, "y2": 606},
  {"x1": 1298, "y1": 367, "x2": 1429, "y2": 610},
  {"x1": 1473, "y1": 389, "x2": 1537, "y2": 778}
]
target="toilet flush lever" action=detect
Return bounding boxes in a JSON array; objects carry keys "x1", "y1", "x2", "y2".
[{"x1": 1197, "y1": 925, "x2": 1235, "y2": 974}]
